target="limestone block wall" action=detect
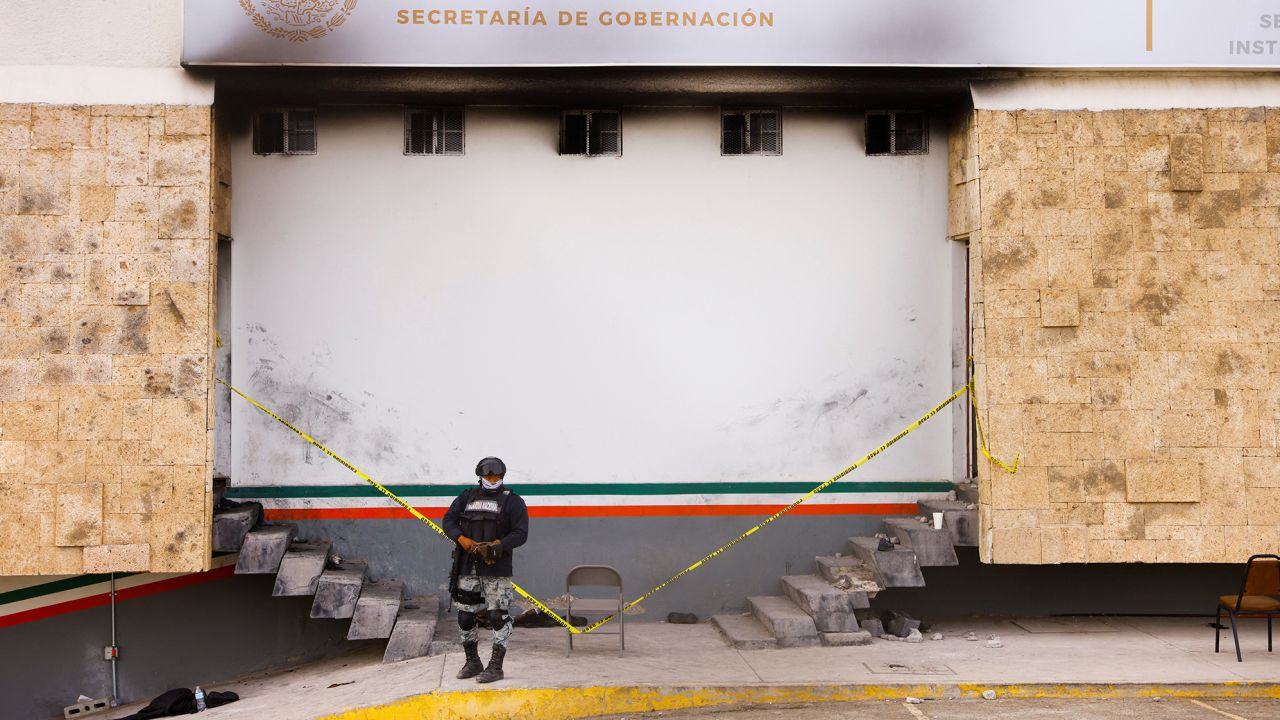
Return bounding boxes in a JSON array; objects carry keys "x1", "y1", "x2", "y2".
[
  {"x1": 959, "y1": 107, "x2": 1280, "y2": 564},
  {"x1": 0, "y1": 103, "x2": 215, "y2": 574}
]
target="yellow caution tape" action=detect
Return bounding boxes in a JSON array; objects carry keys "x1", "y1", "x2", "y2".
[
  {"x1": 216, "y1": 378, "x2": 577, "y2": 630},
  {"x1": 964, "y1": 357, "x2": 1021, "y2": 475},
  {"x1": 218, "y1": 375, "x2": 1017, "y2": 634},
  {"x1": 970, "y1": 377, "x2": 1021, "y2": 474}
]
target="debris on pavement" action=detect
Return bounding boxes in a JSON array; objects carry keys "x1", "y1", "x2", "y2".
[
  {"x1": 666, "y1": 612, "x2": 698, "y2": 624},
  {"x1": 986, "y1": 635, "x2": 1003, "y2": 648},
  {"x1": 881, "y1": 610, "x2": 921, "y2": 638},
  {"x1": 982, "y1": 689, "x2": 997, "y2": 700}
]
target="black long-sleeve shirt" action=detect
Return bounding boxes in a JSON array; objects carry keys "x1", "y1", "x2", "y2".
[{"x1": 442, "y1": 487, "x2": 529, "y2": 577}]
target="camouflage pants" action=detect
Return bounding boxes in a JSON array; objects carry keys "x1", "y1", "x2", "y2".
[{"x1": 457, "y1": 575, "x2": 514, "y2": 648}]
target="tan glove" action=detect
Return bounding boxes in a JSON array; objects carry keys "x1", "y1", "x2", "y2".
[
  {"x1": 457, "y1": 535, "x2": 477, "y2": 553},
  {"x1": 474, "y1": 540, "x2": 502, "y2": 565}
]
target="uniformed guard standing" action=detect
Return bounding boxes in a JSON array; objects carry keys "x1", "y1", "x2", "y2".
[{"x1": 442, "y1": 456, "x2": 529, "y2": 683}]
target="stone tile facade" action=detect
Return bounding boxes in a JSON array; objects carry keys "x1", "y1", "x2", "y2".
[
  {"x1": 0, "y1": 104, "x2": 215, "y2": 574},
  {"x1": 954, "y1": 108, "x2": 1280, "y2": 564}
]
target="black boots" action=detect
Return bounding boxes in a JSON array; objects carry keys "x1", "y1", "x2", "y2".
[
  {"x1": 459, "y1": 642, "x2": 505, "y2": 683},
  {"x1": 475, "y1": 645, "x2": 506, "y2": 684},
  {"x1": 456, "y1": 641, "x2": 483, "y2": 680}
]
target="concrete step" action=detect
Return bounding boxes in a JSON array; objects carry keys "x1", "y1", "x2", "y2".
[
  {"x1": 710, "y1": 613, "x2": 778, "y2": 650},
  {"x1": 347, "y1": 579, "x2": 404, "y2": 640},
  {"x1": 310, "y1": 561, "x2": 368, "y2": 619},
  {"x1": 882, "y1": 518, "x2": 959, "y2": 567},
  {"x1": 918, "y1": 499, "x2": 978, "y2": 547},
  {"x1": 954, "y1": 482, "x2": 980, "y2": 505},
  {"x1": 813, "y1": 555, "x2": 882, "y2": 594},
  {"x1": 847, "y1": 537, "x2": 925, "y2": 588},
  {"x1": 272, "y1": 541, "x2": 332, "y2": 596},
  {"x1": 779, "y1": 575, "x2": 867, "y2": 633},
  {"x1": 429, "y1": 612, "x2": 462, "y2": 656},
  {"x1": 821, "y1": 630, "x2": 873, "y2": 647},
  {"x1": 212, "y1": 502, "x2": 261, "y2": 553},
  {"x1": 747, "y1": 596, "x2": 819, "y2": 648},
  {"x1": 383, "y1": 595, "x2": 441, "y2": 663},
  {"x1": 234, "y1": 523, "x2": 297, "y2": 574}
]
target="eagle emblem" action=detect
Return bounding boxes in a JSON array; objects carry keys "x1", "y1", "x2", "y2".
[{"x1": 239, "y1": 0, "x2": 359, "y2": 42}]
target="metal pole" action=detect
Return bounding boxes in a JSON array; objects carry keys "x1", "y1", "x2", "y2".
[{"x1": 110, "y1": 572, "x2": 118, "y2": 704}]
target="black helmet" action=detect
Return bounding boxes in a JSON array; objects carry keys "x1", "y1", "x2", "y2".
[{"x1": 475, "y1": 456, "x2": 507, "y2": 478}]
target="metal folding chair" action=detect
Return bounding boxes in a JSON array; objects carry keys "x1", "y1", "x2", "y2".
[
  {"x1": 565, "y1": 565, "x2": 624, "y2": 655},
  {"x1": 1215, "y1": 554, "x2": 1280, "y2": 662}
]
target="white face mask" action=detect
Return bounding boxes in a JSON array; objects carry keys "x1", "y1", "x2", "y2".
[{"x1": 480, "y1": 477, "x2": 504, "y2": 491}]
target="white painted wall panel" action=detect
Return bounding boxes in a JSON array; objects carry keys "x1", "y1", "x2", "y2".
[
  {"x1": 0, "y1": 0, "x2": 181, "y2": 68},
  {"x1": 229, "y1": 106, "x2": 955, "y2": 488}
]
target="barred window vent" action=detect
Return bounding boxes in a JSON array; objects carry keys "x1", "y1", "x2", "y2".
[
  {"x1": 560, "y1": 110, "x2": 621, "y2": 156},
  {"x1": 721, "y1": 109, "x2": 781, "y2": 156},
  {"x1": 253, "y1": 109, "x2": 316, "y2": 155},
  {"x1": 865, "y1": 111, "x2": 928, "y2": 156},
  {"x1": 405, "y1": 108, "x2": 465, "y2": 155}
]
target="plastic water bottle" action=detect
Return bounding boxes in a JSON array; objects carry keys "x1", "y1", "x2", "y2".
[{"x1": 194, "y1": 686, "x2": 206, "y2": 712}]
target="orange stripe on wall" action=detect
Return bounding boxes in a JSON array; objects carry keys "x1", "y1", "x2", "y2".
[
  {"x1": 263, "y1": 503, "x2": 920, "y2": 521},
  {"x1": 0, "y1": 564, "x2": 236, "y2": 629}
]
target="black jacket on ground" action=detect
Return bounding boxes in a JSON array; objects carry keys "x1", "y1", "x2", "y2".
[{"x1": 442, "y1": 485, "x2": 529, "y2": 577}]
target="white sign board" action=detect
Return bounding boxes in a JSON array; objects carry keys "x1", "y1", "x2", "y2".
[{"x1": 185, "y1": 1, "x2": 1280, "y2": 67}]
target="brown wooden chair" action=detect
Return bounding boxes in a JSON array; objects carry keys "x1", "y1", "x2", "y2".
[
  {"x1": 1216, "y1": 554, "x2": 1280, "y2": 662},
  {"x1": 565, "y1": 565, "x2": 624, "y2": 655}
]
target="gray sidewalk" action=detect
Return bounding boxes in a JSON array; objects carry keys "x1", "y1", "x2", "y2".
[{"x1": 102, "y1": 616, "x2": 1280, "y2": 720}]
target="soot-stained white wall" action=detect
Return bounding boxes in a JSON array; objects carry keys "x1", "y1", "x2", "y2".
[{"x1": 229, "y1": 105, "x2": 955, "y2": 488}]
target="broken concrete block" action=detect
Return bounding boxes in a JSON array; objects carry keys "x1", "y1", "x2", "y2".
[
  {"x1": 848, "y1": 537, "x2": 925, "y2": 588},
  {"x1": 882, "y1": 610, "x2": 922, "y2": 638},
  {"x1": 311, "y1": 561, "x2": 368, "y2": 619},
  {"x1": 234, "y1": 523, "x2": 297, "y2": 574},
  {"x1": 780, "y1": 574, "x2": 866, "y2": 632},
  {"x1": 813, "y1": 555, "x2": 881, "y2": 593},
  {"x1": 666, "y1": 612, "x2": 698, "y2": 624},
  {"x1": 383, "y1": 596, "x2": 441, "y2": 663},
  {"x1": 348, "y1": 579, "x2": 404, "y2": 640},
  {"x1": 747, "y1": 596, "x2": 819, "y2": 648},
  {"x1": 917, "y1": 500, "x2": 979, "y2": 546},
  {"x1": 272, "y1": 541, "x2": 331, "y2": 596},
  {"x1": 211, "y1": 502, "x2": 260, "y2": 552},
  {"x1": 882, "y1": 518, "x2": 959, "y2": 567}
]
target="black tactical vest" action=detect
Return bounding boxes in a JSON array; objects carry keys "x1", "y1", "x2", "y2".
[{"x1": 459, "y1": 487, "x2": 511, "y2": 543}]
